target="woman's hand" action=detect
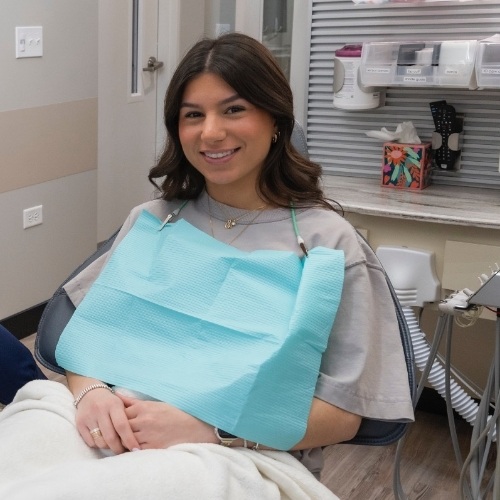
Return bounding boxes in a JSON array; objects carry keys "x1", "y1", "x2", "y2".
[
  {"x1": 67, "y1": 372, "x2": 141, "y2": 454},
  {"x1": 117, "y1": 393, "x2": 218, "y2": 449}
]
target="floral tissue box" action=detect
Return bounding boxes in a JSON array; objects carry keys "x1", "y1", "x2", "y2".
[{"x1": 381, "y1": 142, "x2": 433, "y2": 190}]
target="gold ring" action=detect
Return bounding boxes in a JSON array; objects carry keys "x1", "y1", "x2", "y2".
[{"x1": 90, "y1": 427, "x2": 103, "y2": 439}]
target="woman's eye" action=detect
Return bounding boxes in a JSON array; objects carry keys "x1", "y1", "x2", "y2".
[
  {"x1": 226, "y1": 106, "x2": 245, "y2": 115},
  {"x1": 183, "y1": 111, "x2": 202, "y2": 119}
]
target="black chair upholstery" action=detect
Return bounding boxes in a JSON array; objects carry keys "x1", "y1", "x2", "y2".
[
  {"x1": 35, "y1": 229, "x2": 119, "y2": 376},
  {"x1": 290, "y1": 119, "x2": 309, "y2": 159},
  {"x1": 35, "y1": 121, "x2": 415, "y2": 447}
]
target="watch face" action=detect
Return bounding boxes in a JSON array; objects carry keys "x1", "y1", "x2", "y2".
[{"x1": 218, "y1": 429, "x2": 237, "y2": 439}]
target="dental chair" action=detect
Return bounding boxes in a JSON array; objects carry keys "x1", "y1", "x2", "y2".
[{"x1": 35, "y1": 121, "x2": 416, "y2": 449}]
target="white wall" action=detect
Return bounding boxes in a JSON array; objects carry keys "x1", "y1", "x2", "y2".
[
  {"x1": 0, "y1": 1, "x2": 98, "y2": 319},
  {"x1": 0, "y1": 2, "x2": 97, "y2": 111},
  {"x1": 0, "y1": 0, "x2": 213, "y2": 318},
  {"x1": 0, "y1": 172, "x2": 97, "y2": 317}
]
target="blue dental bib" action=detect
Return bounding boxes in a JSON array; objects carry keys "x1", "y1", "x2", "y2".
[{"x1": 56, "y1": 210, "x2": 344, "y2": 449}]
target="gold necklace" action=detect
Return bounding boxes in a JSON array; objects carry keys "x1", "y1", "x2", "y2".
[
  {"x1": 208, "y1": 197, "x2": 265, "y2": 244},
  {"x1": 213, "y1": 198, "x2": 266, "y2": 229}
]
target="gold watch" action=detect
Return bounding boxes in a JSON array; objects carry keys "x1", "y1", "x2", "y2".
[{"x1": 214, "y1": 427, "x2": 238, "y2": 447}]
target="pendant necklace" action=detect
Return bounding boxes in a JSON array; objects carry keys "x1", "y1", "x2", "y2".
[
  {"x1": 213, "y1": 199, "x2": 266, "y2": 229},
  {"x1": 208, "y1": 196, "x2": 265, "y2": 245}
]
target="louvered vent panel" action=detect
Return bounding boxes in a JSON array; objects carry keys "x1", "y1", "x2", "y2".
[{"x1": 307, "y1": 0, "x2": 500, "y2": 188}]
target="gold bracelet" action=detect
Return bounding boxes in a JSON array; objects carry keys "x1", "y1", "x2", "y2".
[{"x1": 73, "y1": 383, "x2": 114, "y2": 408}]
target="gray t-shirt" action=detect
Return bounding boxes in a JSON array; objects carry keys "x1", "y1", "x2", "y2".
[{"x1": 64, "y1": 191, "x2": 414, "y2": 476}]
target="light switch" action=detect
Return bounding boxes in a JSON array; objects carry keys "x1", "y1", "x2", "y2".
[{"x1": 16, "y1": 26, "x2": 43, "y2": 59}]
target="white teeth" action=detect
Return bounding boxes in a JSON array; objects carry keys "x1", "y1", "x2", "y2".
[{"x1": 204, "y1": 150, "x2": 234, "y2": 159}]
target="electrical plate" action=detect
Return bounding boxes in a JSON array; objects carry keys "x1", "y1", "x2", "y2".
[{"x1": 16, "y1": 26, "x2": 43, "y2": 59}]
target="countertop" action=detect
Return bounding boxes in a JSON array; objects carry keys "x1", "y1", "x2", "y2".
[{"x1": 322, "y1": 176, "x2": 500, "y2": 230}]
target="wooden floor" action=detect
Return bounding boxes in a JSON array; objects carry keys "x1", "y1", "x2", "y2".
[
  {"x1": 322, "y1": 411, "x2": 496, "y2": 499},
  {"x1": 19, "y1": 333, "x2": 497, "y2": 499}
]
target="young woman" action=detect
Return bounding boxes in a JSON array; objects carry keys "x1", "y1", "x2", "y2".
[{"x1": 0, "y1": 33, "x2": 413, "y2": 499}]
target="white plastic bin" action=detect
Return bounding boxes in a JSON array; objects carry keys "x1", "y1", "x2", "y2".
[
  {"x1": 360, "y1": 40, "x2": 477, "y2": 88},
  {"x1": 359, "y1": 42, "x2": 398, "y2": 86},
  {"x1": 476, "y1": 35, "x2": 500, "y2": 88}
]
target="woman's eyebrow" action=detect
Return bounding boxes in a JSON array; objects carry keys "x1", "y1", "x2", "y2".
[{"x1": 180, "y1": 93, "x2": 241, "y2": 109}]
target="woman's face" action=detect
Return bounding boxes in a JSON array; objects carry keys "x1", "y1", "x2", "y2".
[{"x1": 178, "y1": 72, "x2": 276, "y2": 206}]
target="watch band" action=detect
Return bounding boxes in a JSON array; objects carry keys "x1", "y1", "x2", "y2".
[{"x1": 214, "y1": 427, "x2": 238, "y2": 447}]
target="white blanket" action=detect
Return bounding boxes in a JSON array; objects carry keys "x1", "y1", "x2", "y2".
[{"x1": 0, "y1": 381, "x2": 339, "y2": 500}]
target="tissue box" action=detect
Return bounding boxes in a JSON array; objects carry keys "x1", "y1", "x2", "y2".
[{"x1": 381, "y1": 142, "x2": 432, "y2": 190}]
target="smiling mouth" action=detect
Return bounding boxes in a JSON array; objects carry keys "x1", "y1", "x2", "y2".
[{"x1": 203, "y1": 149, "x2": 237, "y2": 159}]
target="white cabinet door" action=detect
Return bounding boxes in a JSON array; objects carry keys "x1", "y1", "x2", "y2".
[
  {"x1": 98, "y1": 0, "x2": 161, "y2": 240},
  {"x1": 97, "y1": 0, "x2": 204, "y2": 241}
]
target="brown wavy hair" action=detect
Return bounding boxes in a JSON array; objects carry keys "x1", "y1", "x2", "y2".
[{"x1": 149, "y1": 32, "x2": 334, "y2": 211}]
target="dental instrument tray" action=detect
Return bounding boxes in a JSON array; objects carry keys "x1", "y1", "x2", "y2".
[
  {"x1": 360, "y1": 40, "x2": 478, "y2": 88},
  {"x1": 467, "y1": 269, "x2": 500, "y2": 309}
]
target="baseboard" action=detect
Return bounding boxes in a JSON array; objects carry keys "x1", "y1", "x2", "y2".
[{"x1": 0, "y1": 302, "x2": 47, "y2": 340}]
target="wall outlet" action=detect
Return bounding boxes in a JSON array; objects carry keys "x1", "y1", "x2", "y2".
[{"x1": 23, "y1": 205, "x2": 43, "y2": 229}]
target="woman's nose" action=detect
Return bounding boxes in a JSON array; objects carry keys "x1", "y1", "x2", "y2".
[{"x1": 201, "y1": 115, "x2": 226, "y2": 142}]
